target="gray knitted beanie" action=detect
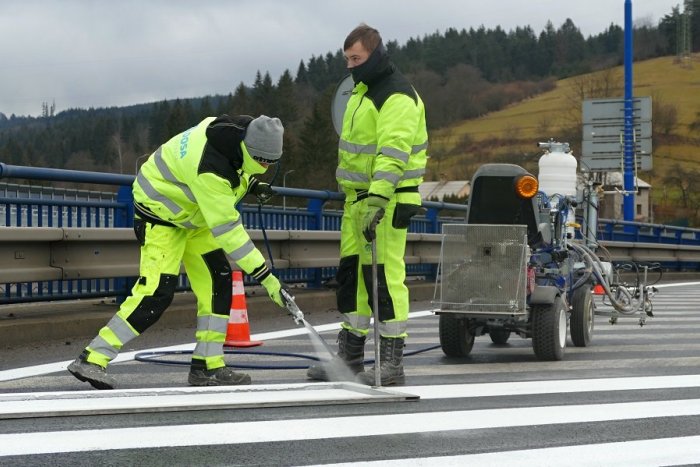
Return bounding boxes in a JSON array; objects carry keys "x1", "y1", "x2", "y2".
[{"x1": 244, "y1": 115, "x2": 284, "y2": 163}]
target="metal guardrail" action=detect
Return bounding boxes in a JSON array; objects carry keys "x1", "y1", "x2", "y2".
[
  {"x1": 3, "y1": 162, "x2": 700, "y2": 304},
  {"x1": 0, "y1": 227, "x2": 442, "y2": 284},
  {"x1": 0, "y1": 162, "x2": 465, "y2": 303},
  {"x1": 597, "y1": 218, "x2": 700, "y2": 245},
  {"x1": 2, "y1": 226, "x2": 698, "y2": 284}
]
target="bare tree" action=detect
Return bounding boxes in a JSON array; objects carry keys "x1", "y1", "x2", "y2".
[
  {"x1": 564, "y1": 67, "x2": 623, "y2": 127},
  {"x1": 652, "y1": 94, "x2": 679, "y2": 138}
]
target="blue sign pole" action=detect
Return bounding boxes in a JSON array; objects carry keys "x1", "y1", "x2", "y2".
[{"x1": 623, "y1": 0, "x2": 635, "y2": 221}]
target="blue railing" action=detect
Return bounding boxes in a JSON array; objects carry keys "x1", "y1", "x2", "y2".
[
  {"x1": 597, "y1": 219, "x2": 700, "y2": 245},
  {"x1": 6, "y1": 162, "x2": 698, "y2": 304},
  {"x1": 0, "y1": 163, "x2": 465, "y2": 303}
]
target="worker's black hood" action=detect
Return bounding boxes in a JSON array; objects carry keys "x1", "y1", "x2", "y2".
[
  {"x1": 350, "y1": 41, "x2": 394, "y2": 86},
  {"x1": 205, "y1": 114, "x2": 253, "y2": 170}
]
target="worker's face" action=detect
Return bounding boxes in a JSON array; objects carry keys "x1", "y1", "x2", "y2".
[{"x1": 344, "y1": 41, "x2": 370, "y2": 69}]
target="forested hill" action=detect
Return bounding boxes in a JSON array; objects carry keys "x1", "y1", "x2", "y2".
[{"x1": 0, "y1": 6, "x2": 696, "y2": 194}]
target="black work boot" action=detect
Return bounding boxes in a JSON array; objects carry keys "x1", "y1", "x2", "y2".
[
  {"x1": 67, "y1": 350, "x2": 116, "y2": 390},
  {"x1": 356, "y1": 337, "x2": 405, "y2": 386},
  {"x1": 306, "y1": 329, "x2": 366, "y2": 381},
  {"x1": 188, "y1": 366, "x2": 252, "y2": 386}
]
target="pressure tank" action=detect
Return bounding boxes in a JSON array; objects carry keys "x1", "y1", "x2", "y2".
[{"x1": 537, "y1": 141, "x2": 577, "y2": 197}]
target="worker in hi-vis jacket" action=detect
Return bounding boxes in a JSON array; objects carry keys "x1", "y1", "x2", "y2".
[
  {"x1": 307, "y1": 24, "x2": 428, "y2": 386},
  {"x1": 69, "y1": 114, "x2": 288, "y2": 389}
]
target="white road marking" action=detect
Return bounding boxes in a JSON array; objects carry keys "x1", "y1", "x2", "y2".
[
  {"x1": 2, "y1": 374, "x2": 699, "y2": 418},
  {"x1": 0, "y1": 382, "x2": 413, "y2": 418},
  {"x1": 1, "y1": 398, "x2": 700, "y2": 456},
  {"x1": 321, "y1": 435, "x2": 700, "y2": 467}
]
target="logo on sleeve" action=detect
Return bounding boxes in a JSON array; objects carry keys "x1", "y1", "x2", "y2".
[{"x1": 179, "y1": 127, "x2": 194, "y2": 158}]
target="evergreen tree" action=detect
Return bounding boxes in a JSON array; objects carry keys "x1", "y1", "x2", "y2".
[
  {"x1": 295, "y1": 88, "x2": 338, "y2": 190},
  {"x1": 165, "y1": 99, "x2": 188, "y2": 137},
  {"x1": 295, "y1": 60, "x2": 309, "y2": 85},
  {"x1": 276, "y1": 69, "x2": 299, "y2": 123}
]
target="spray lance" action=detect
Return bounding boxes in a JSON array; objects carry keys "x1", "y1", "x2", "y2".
[{"x1": 254, "y1": 170, "x2": 352, "y2": 375}]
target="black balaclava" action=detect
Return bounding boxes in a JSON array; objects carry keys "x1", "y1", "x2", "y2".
[{"x1": 350, "y1": 41, "x2": 392, "y2": 86}]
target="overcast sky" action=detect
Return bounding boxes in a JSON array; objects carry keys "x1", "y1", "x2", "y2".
[{"x1": 0, "y1": 0, "x2": 681, "y2": 117}]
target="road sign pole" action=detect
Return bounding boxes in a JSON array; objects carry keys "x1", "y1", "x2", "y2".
[{"x1": 623, "y1": 0, "x2": 635, "y2": 223}]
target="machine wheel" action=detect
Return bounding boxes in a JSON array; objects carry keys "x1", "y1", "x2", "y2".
[
  {"x1": 439, "y1": 313, "x2": 475, "y2": 357},
  {"x1": 489, "y1": 329, "x2": 511, "y2": 345},
  {"x1": 570, "y1": 287, "x2": 594, "y2": 347},
  {"x1": 531, "y1": 295, "x2": 567, "y2": 361}
]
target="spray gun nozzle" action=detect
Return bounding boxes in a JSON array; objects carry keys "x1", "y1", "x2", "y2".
[{"x1": 281, "y1": 289, "x2": 304, "y2": 325}]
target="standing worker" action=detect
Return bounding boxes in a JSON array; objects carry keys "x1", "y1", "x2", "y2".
[
  {"x1": 307, "y1": 24, "x2": 428, "y2": 386},
  {"x1": 68, "y1": 114, "x2": 288, "y2": 389}
]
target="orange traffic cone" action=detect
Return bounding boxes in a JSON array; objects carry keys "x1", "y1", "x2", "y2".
[
  {"x1": 224, "y1": 271, "x2": 263, "y2": 348},
  {"x1": 592, "y1": 283, "x2": 605, "y2": 295}
]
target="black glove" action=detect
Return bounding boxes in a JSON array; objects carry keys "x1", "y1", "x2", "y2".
[
  {"x1": 249, "y1": 178, "x2": 275, "y2": 204},
  {"x1": 362, "y1": 195, "x2": 388, "y2": 242}
]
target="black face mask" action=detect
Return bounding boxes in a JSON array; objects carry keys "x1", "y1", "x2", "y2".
[{"x1": 350, "y1": 42, "x2": 389, "y2": 85}]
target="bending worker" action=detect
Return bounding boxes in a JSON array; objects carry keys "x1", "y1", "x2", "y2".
[
  {"x1": 307, "y1": 24, "x2": 428, "y2": 386},
  {"x1": 68, "y1": 114, "x2": 288, "y2": 390}
]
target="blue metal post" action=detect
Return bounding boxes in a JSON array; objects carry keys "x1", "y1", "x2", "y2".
[
  {"x1": 115, "y1": 185, "x2": 134, "y2": 227},
  {"x1": 306, "y1": 198, "x2": 325, "y2": 288},
  {"x1": 623, "y1": 0, "x2": 635, "y2": 222},
  {"x1": 425, "y1": 207, "x2": 440, "y2": 281},
  {"x1": 426, "y1": 207, "x2": 439, "y2": 234},
  {"x1": 115, "y1": 185, "x2": 135, "y2": 303}
]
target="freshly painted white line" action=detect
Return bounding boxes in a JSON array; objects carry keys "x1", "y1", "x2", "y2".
[
  {"x1": 2, "y1": 398, "x2": 700, "y2": 456},
  {"x1": 2, "y1": 374, "x2": 697, "y2": 418},
  {"x1": 0, "y1": 382, "x2": 413, "y2": 418},
  {"x1": 321, "y1": 435, "x2": 700, "y2": 467},
  {"x1": 655, "y1": 282, "x2": 700, "y2": 289},
  {"x1": 405, "y1": 374, "x2": 700, "y2": 399},
  {"x1": 0, "y1": 309, "x2": 437, "y2": 381}
]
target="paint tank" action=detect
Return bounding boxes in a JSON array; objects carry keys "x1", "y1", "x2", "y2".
[{"x1": 538, "y1": 143, "x2": 577, "y2": 197}]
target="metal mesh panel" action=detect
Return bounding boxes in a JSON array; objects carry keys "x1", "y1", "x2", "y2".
[{"x1": 438, "y1": 224, "x2": 527, "y2": 314}]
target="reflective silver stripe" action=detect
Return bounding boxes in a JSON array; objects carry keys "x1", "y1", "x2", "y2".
[
  {"x1": 87, "y1": 335, "x2": 119, "y2": 360},
  {"x1": 401, "y1": 168, "x2": 426, "y2": 180},
  {"x1": 343, "y1": 313, "x2": 371, "y2": 331},
  {"x1": 136, "y1": 172, "x2": 182, "y2": 215},
  {"x1": 181, "y1": 220, "x2": 198, "y2": 229},
  {"x1": 379, "y1": 146, "x2": 409, "y2": 163},
  {"x1": 106, "y1": 315, "x2": 139, "y2": 342},
  {"x1": 339, "y1": 139, "x2": 377, "y2": 155},
  {"x1": 374, "y1": 171, "x2": 401, "y2": 185},
  {"x1": 197, "y1": 314, "x2": 229, "y2": 333},
  {"x1": 153, "y1": 147, "x2": 197, "y2": 203},
  {"x1": 336, "y1": 168, "x2": 370, "y2": 183},
  {"x1": 411, "y1": 141, "x2": 428, "y2": 154},
  {"x1": 228, "y1": 239, "x2": 256, "y2": 262},
  {"x1": 379, "y1": 320, "x2": 408, "y2": 337},
  {"x1": 211, "y1": 217, "x2": 243, "y2": 238},
  {"x1": 193, "y1": 341, "x2": 224, "y2": 359}
]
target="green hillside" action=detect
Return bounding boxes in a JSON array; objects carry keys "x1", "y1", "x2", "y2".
[{"x1": 429, "y1": 54, "x2": 700, "y2": 225}]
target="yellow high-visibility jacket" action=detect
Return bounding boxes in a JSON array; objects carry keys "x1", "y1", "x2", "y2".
[
  {"x1": 132, "y1": 115, "x2": 269, "y2": 276},
  {"x1": 336, "y1": 62, "x2": 428, "y2": 201}
]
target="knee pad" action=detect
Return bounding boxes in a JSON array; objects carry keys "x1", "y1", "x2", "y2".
[
  {"x1": 362, "y1": 263, "x2": 395, "y2": 321},
  {"x1": 126, "y1": 273, "x2": 178, "y2": 333},
  {"x1": 202, "y1": 249, "x2": 232, "y2": 317},
  {"x1": 336, "y1": 255, "x2": 359, "y2": 313}
]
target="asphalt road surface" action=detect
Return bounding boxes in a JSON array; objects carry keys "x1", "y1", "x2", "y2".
[{"x1": 1, "y1": 281, "x2": 700, "y2": 466}]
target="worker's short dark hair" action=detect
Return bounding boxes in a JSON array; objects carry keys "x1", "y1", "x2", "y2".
[{"x1": 344, "y1": 23, "x2": 382, "y2": 53}]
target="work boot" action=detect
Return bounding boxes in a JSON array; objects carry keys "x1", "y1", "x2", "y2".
[
  {"x1": 356, "y1": 337, "x2": 405, "y2": 386},
  {"x1": 67, "y1": 351, "x2": 116, "y2": 390},
  {"x1": 307, "y1": 328, "x2": 366, "y2": 381},
  {"x1": 188, "y1": 366, "x2": 251, "y2": 386}
]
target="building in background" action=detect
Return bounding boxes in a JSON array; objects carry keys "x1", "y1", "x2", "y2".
[
  {"x1": 599, "y1": 172, "x2": 651, "y2": 222},
  {"x1": 419, "y1": 176, "x2": 470, "y2": 202}
]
